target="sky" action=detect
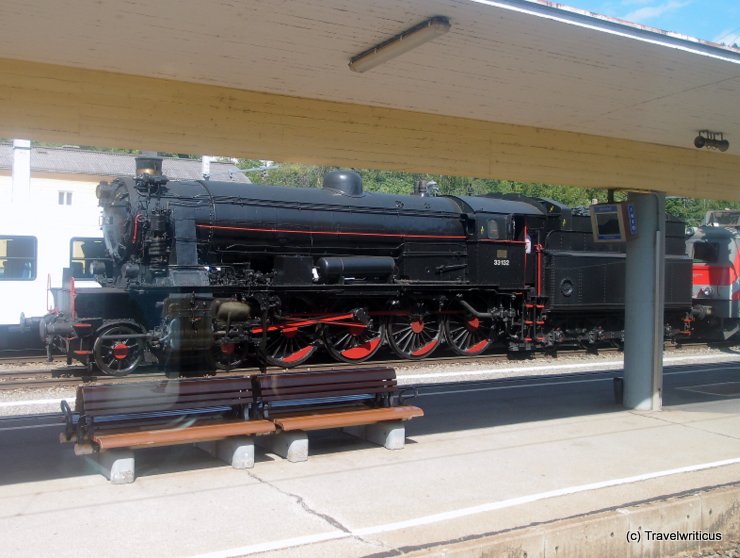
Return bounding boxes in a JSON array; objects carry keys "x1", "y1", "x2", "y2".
[{"x1": 555, "y1": 0, "x2": 740, "y2": 46}]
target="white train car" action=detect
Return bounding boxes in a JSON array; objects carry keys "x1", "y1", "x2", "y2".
[{"x1": 0, "y1": 202, "x2": 103, "y2": 350}]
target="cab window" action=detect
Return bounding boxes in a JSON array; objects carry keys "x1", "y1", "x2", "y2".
[
  {"x1": 0, "y1": 236, "x2": 37, "y2": 280},
  {"x1": 487, "y1": 219, "x2": 500, "y2": 240},
  {"x1": 691, "y1": 241, "x2": 719, "y2": 264}
]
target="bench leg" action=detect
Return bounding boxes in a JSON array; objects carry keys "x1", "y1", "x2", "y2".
[
  {"x1": 344, "y1": 421, "x2": 406, "y2": 450},
  {"x1": 197, "y1": 437, "x2": 255, "y2": 469},
  {"x1": 92, "y1": 449, "x2": 135, "y2": 484},
  {"x1": 258, "y1": 431, "x2": 308, "y2": 463}
]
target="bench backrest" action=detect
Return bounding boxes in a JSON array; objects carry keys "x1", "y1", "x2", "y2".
[
  {"x1": 253, "y1": 367, "x2": 397, "y2": 414},
  {"x1": 76, "y1": 376, "x2": 254, "y2": 417}
]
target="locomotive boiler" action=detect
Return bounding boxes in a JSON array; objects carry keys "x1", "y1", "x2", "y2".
[{"x1": 41, "y1": 163, "x2": 693, "y2": 375}]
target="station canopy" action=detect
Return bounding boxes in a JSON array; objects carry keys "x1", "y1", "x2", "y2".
[{"x1": 0, "y1": 0, "x2": 739, "y2": 198}]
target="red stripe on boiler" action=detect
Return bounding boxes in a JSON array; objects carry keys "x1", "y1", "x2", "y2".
[{"x1": 196, "y1": 224, "x2": 465, "y2": 240}]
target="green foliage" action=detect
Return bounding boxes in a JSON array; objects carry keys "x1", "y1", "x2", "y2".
[
  {"x1": 238, "y1": 161, "x2": 624, "y2": 209},
  {"x1": 239, "y1": 162, "x2": 336, "y2": 188},
  {"x1": 236, "y1": 160, "x2": 740, "y2": 226}
]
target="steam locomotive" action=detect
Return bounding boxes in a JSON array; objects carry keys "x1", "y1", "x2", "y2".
[{"x1": 41, "y1": 160, "x2": 695, "y2": 375}]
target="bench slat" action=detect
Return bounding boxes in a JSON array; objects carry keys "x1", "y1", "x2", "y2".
[
  {"x1": 81, "y1": 395, "x2": 250, "y2": 415},
  {"x1": 258, "y1": 378, "x2": 394, "y2": 391},
  {"x1": 256, "y1": 367, "x2": 396, "y2": 384},
  {"x1": 92, "y1": 419, "x2": 276, "y2": 450},
  {"x1": 273, "y1": 406, "x2": 424, "y2": 431},
  {"x1": 76, "y1": 377, "x2": 253, "y2": 415},
  {"x1": 78, "y1": 377, "x2": 251, "y2": 401},
  {"x1": 258, "y1": 385, "x2": 395, "y2": 401}
]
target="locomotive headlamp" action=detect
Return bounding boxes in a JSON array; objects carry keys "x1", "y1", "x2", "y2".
[
  {"x1": 349, "y1": 16, "x2": 450, "y2": 73},
  {"x1": 135, "y1": 155, "x2": 164, "y2": 176},
  {"x1": 701, "y1": 286, "x2": 713, "y2": 296},
  {"x1": 694, "y1": 131, "x2": 730, "y2": 152}
]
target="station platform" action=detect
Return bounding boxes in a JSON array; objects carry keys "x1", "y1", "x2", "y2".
[{"x1": 0, "y1": 358, "x2": 738, "y2": 557}]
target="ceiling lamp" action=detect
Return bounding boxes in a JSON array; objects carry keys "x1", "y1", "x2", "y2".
[
  {"x1": 694, "y1": 130, "x2": 730, "y2": 152},
  {"x1": 349, "y1": 16, "x2": 451, "y2": 73}
]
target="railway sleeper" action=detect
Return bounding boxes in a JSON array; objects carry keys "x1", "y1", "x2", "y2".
[{"x1": 60, "y1": 367, "x2": 422, "y2": 482}]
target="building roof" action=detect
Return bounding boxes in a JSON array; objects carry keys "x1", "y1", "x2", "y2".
[{"x1": 0, "y1": 143, "x2": 250, "y2": 183}]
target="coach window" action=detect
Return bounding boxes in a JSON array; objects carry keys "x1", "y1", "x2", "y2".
[
  {"x1": 70, "y1": 237, "x2": 112, "y2": 278},
  {"x1": 0, "y1": 236, "x2": 37, "y2": 280}
]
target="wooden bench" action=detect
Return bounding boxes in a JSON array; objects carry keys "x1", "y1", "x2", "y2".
[
  {"x1": 252, "y1": 367, "x2": 423, "y2": 459},
  {"x1": 59, "y1": 368, "x2": 423, "y2": 480},
  {"x1": 63, "y1": 376, "x2": 274, "y2": 453}
]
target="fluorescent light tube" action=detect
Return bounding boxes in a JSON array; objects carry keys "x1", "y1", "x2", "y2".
[{"x1": 349, "y1": 16, "x2": 451, "y2": 73}]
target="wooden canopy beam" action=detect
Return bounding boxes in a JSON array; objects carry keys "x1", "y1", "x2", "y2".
[{"x1": 1, "y1": 58, "x2": 738, "y2": 199}]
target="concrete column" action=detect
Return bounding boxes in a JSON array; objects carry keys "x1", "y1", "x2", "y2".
[
  {"x1": 201, "y1": 155, "x2": 212, "y2": 180},
  {"x1": 12, "y1": 139, "x2": 31, "y2": 203},
  {"x1": 623, "y1": 192, "x2": 665, "y2": 410}
]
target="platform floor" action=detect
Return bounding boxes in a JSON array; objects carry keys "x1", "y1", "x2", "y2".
[{"x1": 0, "y1": 360, "x2": 738, "y2": 557}]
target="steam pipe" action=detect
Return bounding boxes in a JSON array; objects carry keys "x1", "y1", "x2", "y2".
[{"x1": 458, "y1": 298, "x2": 492, "y2": 319}]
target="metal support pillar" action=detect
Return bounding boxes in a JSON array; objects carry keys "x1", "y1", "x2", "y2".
[{"x1": 623, "y1": 192, "x2": 665, "y2": 410}]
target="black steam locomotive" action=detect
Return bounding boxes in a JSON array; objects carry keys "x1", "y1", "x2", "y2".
[{"x1": 41, "y1": 162, "x2": 692, "y2": 375}]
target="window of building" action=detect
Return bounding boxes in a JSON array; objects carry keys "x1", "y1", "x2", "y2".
[
  {"x1": 58, "y1": 191, "x2": 73, "y2": 205},
  {"x1": 0, "y1": 236, "x2": 37, "y2": 281},
  {"x1": 70, "y1": 237, "x2": 112, "y2": 278}
]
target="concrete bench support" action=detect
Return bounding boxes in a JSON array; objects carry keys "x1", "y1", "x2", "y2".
[
  {"x1": 258, "y1": 431, "x2": 308, "y2": 462},
  {"x1": 344, "y1": 420, "x2": 406, "y2": 450},
  {"x1": 197, "y1": 436, "x2": 256, "y2": 469},
  {"x1": 92, "y1": 449, "x2": 135, "y2": 484}
]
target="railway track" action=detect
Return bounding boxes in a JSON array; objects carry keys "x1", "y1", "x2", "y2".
[
  {"x1": 0, "y1": 354, "x2": 49, "y2": 365},
  {"x1": 0, "y1": 348, "x2": 544, "y2": 391},
  {"x1": 0, "y1": 341, "x2": 720, "y2": 393}
]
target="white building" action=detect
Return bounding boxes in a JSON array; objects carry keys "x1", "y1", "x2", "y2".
[{"x1": 0, "y1": 142, "x2": 250, "y2": 335}]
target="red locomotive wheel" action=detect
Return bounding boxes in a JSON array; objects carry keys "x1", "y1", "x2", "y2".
[
  {"x1": 386, "y1": 304, "x2": 442, "y2": 360},
  {"x1": 263, "y1": 326, "x2": 318, "y2": 368},
  {"x1": 443, "y1": 308, "x2": 492, "y2": 357},
  {"x1": 93, "y1": 322, "x2": 145, "y2": 376},
  {"x1": 323, "y1": 320, "x2": 385, "y2": 363}
]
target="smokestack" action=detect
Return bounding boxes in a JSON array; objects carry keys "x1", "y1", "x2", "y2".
[{"x1": 12, "y1": 139, "x2": 31, "y2": 203}]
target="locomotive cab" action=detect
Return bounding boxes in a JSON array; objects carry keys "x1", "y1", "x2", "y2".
[
  {"x1": 688, "y1": 222, "x2": 740, "y2": 338},
  {"x1": 448, "y1": 196, "x2": 545, "y2": 289}
]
